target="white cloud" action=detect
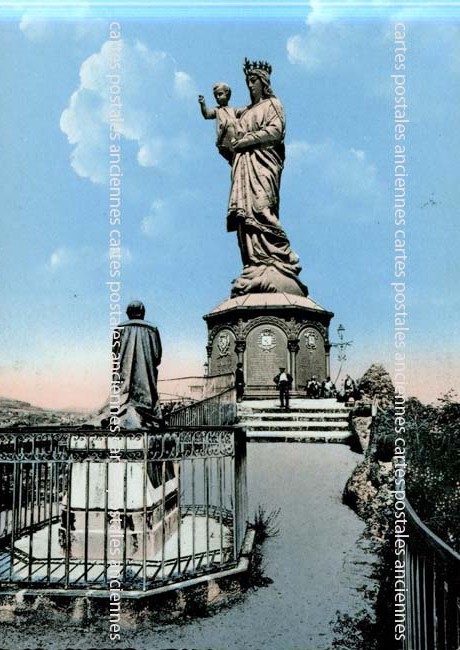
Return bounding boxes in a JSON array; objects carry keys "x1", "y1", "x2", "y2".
[
  {"x1": 286, "y1": 0, "x2": 349, "y2": 69},
  {"x1": 19, "y1": 3, "x2": 95, "y2": 42},
  {"x1": 49, "y1": 245, "x2": 132, "y2": 271},
  {"x1": 287, "y1": 1, "x2": 460, "y2": 76},
  {"x1": 137, "y1": 138, "x2": 167, "y2": 168},
  {"x1": 19, "y1": 14, "x2": 49, "y2": 42},
  {"x1": 60, "y1": 40, "x2": 196, "y2": 184},
  {"x1": 141, "y1": 215, "x2": 155, "y2": 237},
  {"x1": 49, "y1": 246, "x2": 93, "y2": 271},
  {"x1": 141, "y1": 200, "x2": 170, "y2": 237},
  {"x1": 285, "y1": 140, "x2": 311, "y2": 161},
  {"x1": 413, "y1": 23, "x2": 460, "y2": 76},
  {"x1": 287, "y1": 22, "x2": 348, "y2": 70},
  {"x1": 174, "y1": 71, "x2": 197, "y2": 99},
  {"x1": 121, "y1": 247, "x2": 133, "y2": 264},
  {"x1": 286, "y1": 0, "x2": 389, "y2": 72},
  {"x1": 49, "y1": 247, "x2": 72, "y2": 270},
  {"x1": 350, "y1": 148, "x2": 365, "y2": 161},
  {"x1": 60, "y1": 88, "x2": 106, "y2": 183},
  {"x1": 286, "y1": 139, "x2": 379, "y2": 204},
  {"x1": 105, "y1": 246, "x2": 133, "y2": 264},
  {"x1": 303, "y1": 0, "x2": 402, "y2": 24}
]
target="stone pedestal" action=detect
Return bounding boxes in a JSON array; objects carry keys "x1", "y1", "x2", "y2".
[
  {"x1": 60, "y1": 436, "x2": 179, "y2": 561},
  {"x1": 204, "y1": 293, "x2": 334, "y2": 398}
]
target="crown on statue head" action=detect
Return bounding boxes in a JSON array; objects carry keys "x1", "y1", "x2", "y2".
[{"x1": 243, "y1": 58, "x2": 272, "y2": 77}]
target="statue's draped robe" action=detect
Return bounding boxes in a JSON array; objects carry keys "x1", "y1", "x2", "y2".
[
  {"x1": 111, "y1": 320, "x2": 173, "y2": 487},
  {"x1": 114, "y1": 319, "x2": 163, "y2": 428},
  {"x1": 227, "y1": 96, "x2": 307, "y2": 297},
  {"x1": 96, "y1": 319, "x2": 163, "y2": 429}
]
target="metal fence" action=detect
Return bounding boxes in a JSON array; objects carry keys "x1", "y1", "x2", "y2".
[
  {"x1": 167, "y1": 386, "x2": 237, "y2": 427},
  {"x1": 404, "y1": 499, "x2": 460, "y2": 650},
  {"x1": 0, "y1": 426, "x2": 247, "y2": 595},
  {"x1": 159, "y1": 372, "x2": 235, "y2": 404}
]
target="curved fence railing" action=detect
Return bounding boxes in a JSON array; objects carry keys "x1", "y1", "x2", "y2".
[
  {"x1": 404, "y1": 499, "x2": 460, "y2": 650},
  {"x1": 166, "y1": 386, "x2": 237, "y2": 427},
  {"x1": 158, "y1": 373, "x2": 235, "y2": 404},
  {"x1": 0, "y1": 425, "x2": 247, "y2": 596}
]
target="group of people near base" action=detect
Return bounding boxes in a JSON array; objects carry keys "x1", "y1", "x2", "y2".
[
  {"x1": 305, "y1": 375, "x2": 336, "y2": 399},
  {"x1": 338, "y1": 374, "x2": 360, "y2": 403},
  {"x1": 234, "y1": 363, "x2": 359, "y2": 409},
  {"x1": 273, "y1": 369, "x2": 338, "y2": 410}
]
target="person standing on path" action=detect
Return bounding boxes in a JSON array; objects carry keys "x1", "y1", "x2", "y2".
[
  {"x1": 274, "y1": 367, "x2": 293, "y2": 409},
  {"x1": 235, "y1": 362, "x2": 245, "y2": 402}
]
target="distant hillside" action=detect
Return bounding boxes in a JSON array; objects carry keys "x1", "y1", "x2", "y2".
[
  {"x1": 0, "y1": 396, "x2": 88, "y2": 427},
  {"x1": 0, "y1": 397, "x2": 35, "y2": 409}
]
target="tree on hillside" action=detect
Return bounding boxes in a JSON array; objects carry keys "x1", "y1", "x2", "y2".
[{"x1": 358, "y1": 364, "x2": 394, "y2": 406}]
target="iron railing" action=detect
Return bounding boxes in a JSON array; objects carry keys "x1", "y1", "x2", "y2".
[
  {"x1": 158, "y1": 373, "x2": 235, "y2": 403},
  {"x1": 404, "y1": 499, "x2": 460, "y2": 650},
  {"x1": 0, "y1": 426, "x2": 247, "y2": 595},
  {"x1": 167, "y1": 386, "x2": 237, "y2": 427}
]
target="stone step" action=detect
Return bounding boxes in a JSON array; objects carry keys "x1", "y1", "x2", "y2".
[
  {"x1": 238, "y1": 405, "x2": 350, "y2": 417},
  {"x1": 240, "y1": 421, "x2": 349, "y2": 431},
  {"x1": 240, "y1": 399, "x2": 347, "y2": 405},
  {"x1": 247, "y1": 431, "x2": 352, "y2": 443},
  {"x1": 237, "y1": 399, "x2": 352, "y2": 443},
  {"x1": 239, "y1": 412, "x2": 349, "y2": 421}
]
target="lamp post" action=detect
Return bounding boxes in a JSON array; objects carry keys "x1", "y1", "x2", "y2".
[{"x1": 330, "y1": 323, "x2": 352, "y2": 386}]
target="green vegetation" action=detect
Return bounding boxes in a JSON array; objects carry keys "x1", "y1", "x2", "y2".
[
  {"x1": 373, "y1": 390, "x2": 460, "y2": 552},
  {"x1": 249, "y1": 505, "x2": 281, "y2": 543},
  {"x1": 334, "y1": 365, "x2": 460, "y2": 650},
  {"x1": 358, "y1": 363, "x2": 395, "y2": 407},
  {"x1": 246, "y1": 506, "x2": 281, "y2": 588}
]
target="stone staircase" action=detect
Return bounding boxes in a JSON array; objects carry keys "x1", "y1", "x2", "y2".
[{"x1": 237, "y1": 398, "x2": 352, "y2": 443}]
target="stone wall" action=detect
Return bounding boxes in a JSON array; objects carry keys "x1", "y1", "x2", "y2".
[
  {"x1": 209, "y1": 328, "x2": 237, "y2": 376},
  {"x1": 246, "y1": 323, "x2": 288, "y2": 388},
  {"x1": 296, "y1": 325, "x2": 328, "y2": 387}
]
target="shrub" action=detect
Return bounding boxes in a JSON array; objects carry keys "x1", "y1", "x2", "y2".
[
  {"x1": 358, "y1": 364, "x2": 394, "y2": 406},
  {"x1": 373, "y1": 392, "x2": 460, "y2": 552}
]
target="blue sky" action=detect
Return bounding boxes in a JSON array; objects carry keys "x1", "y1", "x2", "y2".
[{"x1": 0, "y1": 2, "x2": 459, "y2": 407}]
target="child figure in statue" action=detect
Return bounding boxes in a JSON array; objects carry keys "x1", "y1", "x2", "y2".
[{"x1": 198, "y1": 82, "x2": 242, "y2": 162}]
